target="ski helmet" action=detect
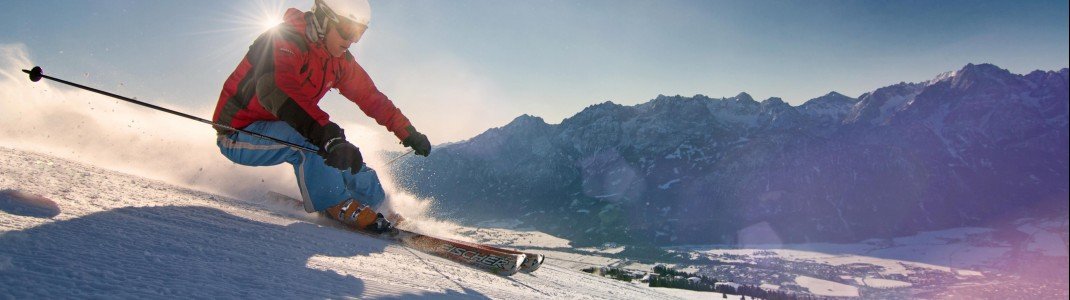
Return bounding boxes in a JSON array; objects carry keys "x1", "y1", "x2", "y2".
[
  {"x1": 309, "y1": 0, "x2": 371, "y2": 41},
  {"x1": 315, "y1": 0, "x2": 371, "y2": 27}
]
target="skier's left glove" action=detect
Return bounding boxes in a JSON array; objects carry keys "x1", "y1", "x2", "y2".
[
  {"x1": 402, "y1": 126, "x2": 431, "y2": 157},
  {"x1": 323, "y1": 138, "x2": 364, "y2": 174}
]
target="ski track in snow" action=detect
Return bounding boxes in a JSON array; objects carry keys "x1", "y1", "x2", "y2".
[{"x1": 0, "y1": 147, "x2": 682, "y2": 299}]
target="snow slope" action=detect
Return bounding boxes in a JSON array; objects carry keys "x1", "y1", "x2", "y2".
[
  {"x1": 0, "y1": 147, "x2": 682, "y2": 299},
  {"x1": 650, "y1": 287, "x2": 743, "y2": 299},
  {"x1": 794, "y1": 276, "x2": 858, "y2": 297}
]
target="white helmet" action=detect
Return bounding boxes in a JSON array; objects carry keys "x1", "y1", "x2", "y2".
[
  {"x1": 315, "y1": 0, "x2": 371, "y2": 27},
  {"x1": 309, "y1": 0, "x2": 371, "y2": 40}
]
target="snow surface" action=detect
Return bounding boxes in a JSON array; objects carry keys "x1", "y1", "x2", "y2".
[
  {"x1": 794, "y1": 275, "x2": 859, "y2": 297},
  {"x1": 678, "y1": 226, "x2": 1012, "y2": 277},
  {"x1": 1016, "y1": 220, "x2": 1069, "y2": 257},
  {"x1": 453, "y1": 222, "x2": 572, "y2": 249},
  {"x1": 575, "y1": 246, "x2": 627, "y2": 255},
  {"x1": 876, "y1": 93, "x2": 912, "y2": 123},
  {"x1": 0, "y1": 147, "x2": 692, "y2": 299},
  {"x1": 853, "y1": 277, "x2": 912, "y2": 289},
  {"x1": 759, "y1": 283, "x2": 781, "y2": 291},
  {"x1": 650, "y1": 287, "x2": 743, "y2": 299}
]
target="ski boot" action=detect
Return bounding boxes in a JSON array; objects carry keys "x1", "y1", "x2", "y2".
[{"x1": 325, "y1": 199, "x2": 394, "y2": 234}]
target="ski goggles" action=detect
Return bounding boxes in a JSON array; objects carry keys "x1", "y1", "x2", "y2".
[{"x1": 335, "y1": 18, "x2": 367, "y2": 42}]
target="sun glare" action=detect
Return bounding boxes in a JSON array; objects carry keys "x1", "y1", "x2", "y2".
[
  {"x1": 261, "y1": 15, "x2": 284, "y2": 31},
  {"x1": 191, "y1": 0, "x2": 292, "y2": 66}
]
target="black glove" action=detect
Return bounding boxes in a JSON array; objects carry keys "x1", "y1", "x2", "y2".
[
  {"x1": 323, "y1": 138, "x2": 363, "y2": 174},
  {"x1": 402, "y1": 126, "x2": 431, "y2": 156}
]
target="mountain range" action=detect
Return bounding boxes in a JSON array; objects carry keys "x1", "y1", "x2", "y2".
[{"x1": 390, "y1": 63, "x2": 1069, "y2": 246}]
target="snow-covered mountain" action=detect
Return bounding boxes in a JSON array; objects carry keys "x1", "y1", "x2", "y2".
[{"x1": 391, "y1": 63, "x2": 1069, "y2": 246}]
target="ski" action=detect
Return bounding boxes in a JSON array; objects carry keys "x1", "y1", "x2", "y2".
[
  {"x1": 448, "y1": 239, "x2": 545, "y2": 273},
  {"x1": 265, "y1": 192, "x2": 531, "y2": 276},
  {"x1": 376, "y1": 227, "x2": 527, "y2": 276},
  {"x1": 393, "y1": 222, "x2": 545, "y2": 273}
]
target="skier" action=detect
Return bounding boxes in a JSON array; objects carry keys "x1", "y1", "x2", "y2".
[{"x1": 212, "y1": 0, "x2": 430, "y2": 232}]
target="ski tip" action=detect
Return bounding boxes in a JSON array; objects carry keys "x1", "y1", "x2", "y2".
[
  {"x1": 497, "y1": 253, "x2": 525, "y2": 276},
  {"x1": 519, "y1": 254, "x2": 544, "y2": 273}
]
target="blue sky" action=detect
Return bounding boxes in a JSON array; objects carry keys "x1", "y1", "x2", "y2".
[{"x1": 2, "y1": 0, "x2": 1067, "y2": 142}]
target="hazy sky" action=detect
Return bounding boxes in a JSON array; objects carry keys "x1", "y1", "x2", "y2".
[{"x1": 2, "y1": 0, "x2": 1067, "y2": 143}]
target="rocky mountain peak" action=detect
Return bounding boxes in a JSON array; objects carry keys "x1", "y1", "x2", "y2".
[
  {"x1": 734, "y1": 92, "x2": 755, "y2": 103},
  {"x1": 803, "y1": 91, "x2": 857, "y2": 106},
  {"x1": 504, "y1": 114, "x2": 547, "y2": 129},
  {"x1": 392, "y1": 63, "x2": 1069, "y2": 246}
]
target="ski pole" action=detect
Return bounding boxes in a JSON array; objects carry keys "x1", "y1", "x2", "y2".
[
  {"x1": 22, "y1": 66, "x2": 319, "y2": 153},
  {"x1": 385, "y1": 149, "x2": 414, "y2": 166}
]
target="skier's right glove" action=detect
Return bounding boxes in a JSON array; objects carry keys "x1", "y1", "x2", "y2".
[
  {"x1": 402, "y1": 126, "x2": 431, "y2": 157},
  {"x1": 323, "y1": 138, "x2": 363, "y2": 174}
]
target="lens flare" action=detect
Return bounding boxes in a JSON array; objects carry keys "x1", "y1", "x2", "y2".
[
  {"x1": 187, "y1": 0, "x2": 295, "y2": 67},
  {"x1": 261, "y1": 15, "x2": 283, "y2": 31}
]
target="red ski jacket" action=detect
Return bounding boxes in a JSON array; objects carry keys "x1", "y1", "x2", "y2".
[{"x1": 213, "y1": 8, "x2": 412, "y2": 149}]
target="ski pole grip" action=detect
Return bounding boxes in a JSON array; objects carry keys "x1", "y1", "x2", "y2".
[{"x1": 23, "y1": 66, "x2": 44, "y2": 82}]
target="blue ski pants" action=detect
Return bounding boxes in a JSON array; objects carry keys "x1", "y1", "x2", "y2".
[{"x1": 216, "y1": 121, "x2": 385, "y2": 212}]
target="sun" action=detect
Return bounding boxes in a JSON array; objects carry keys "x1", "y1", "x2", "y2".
[
  {"x1": 261, "y1": 15, "x2": 284, "y2": 31},
  {"x1": 185, "y1": 0, "x2": 295, "y2": 68}
]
